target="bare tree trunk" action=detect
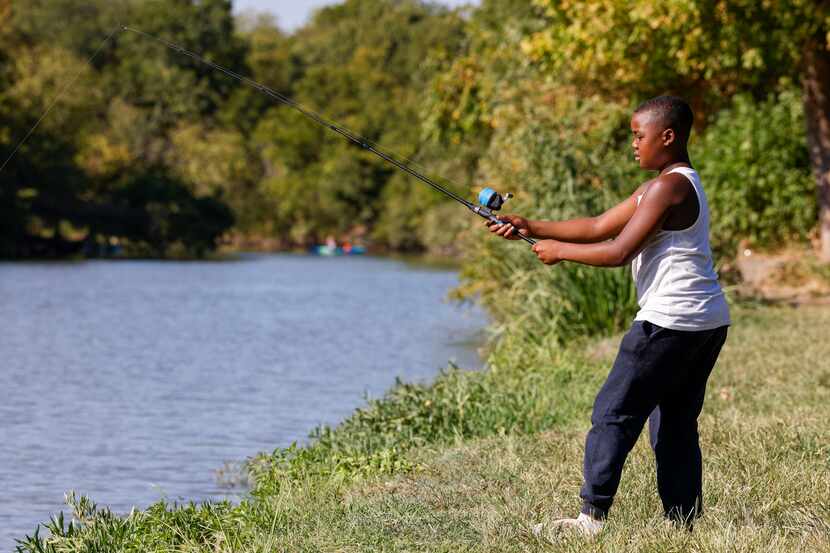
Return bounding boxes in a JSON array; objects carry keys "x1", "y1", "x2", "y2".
[{"x1": 804, "y1": 36, "x2": 830, "y2": 262}]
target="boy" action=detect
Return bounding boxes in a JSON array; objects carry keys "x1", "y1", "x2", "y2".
[{"x1": 488, "y1": 96, "x2": 730, "y2": 535}]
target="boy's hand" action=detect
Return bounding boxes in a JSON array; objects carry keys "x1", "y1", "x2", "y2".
[
  {"x1": 487, "y1": 214, "x2": 530, "y2": 240},
  {"x1": 532, "y1": 239, "x2": 563, "y2": 265}
]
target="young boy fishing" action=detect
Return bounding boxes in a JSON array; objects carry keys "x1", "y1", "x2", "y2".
[{"x1": 488, "y1": 96, "x2": 730, "y2": 535}]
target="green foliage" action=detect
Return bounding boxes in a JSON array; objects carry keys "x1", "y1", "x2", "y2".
[
  {"x1": 237, "y1": 0, "x2": 468, "y2": 246},
  {"x1": 524, "y1": 0, "x2": 830, "y2": 113},
  {"x1": 1, "y1": 0, "x2": 245, "y2": 258},
  {"x1": 312, "y1": 369, "x2": 530, "y2": 450},
  {"x1": 15, "y1": 492, "x2": 245, "y2": 552},
  {"x1": 695, "y1": 87, "x2": 816, "y2": 256},
  {"x1": 422, "y1": 55, "x2": 493, "y2": 146},
  {"x1": 247, "y1": 443, "x2": 421, "y2": 499},
  {"x1": 421, "y1": 0, "x2": 542, "y2": 147},
  {"x1": 114, "y1": 171, "x2": 235, "y2": 257}
]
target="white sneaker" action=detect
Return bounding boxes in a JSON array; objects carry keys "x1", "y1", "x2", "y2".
[{"x1": 532, "y1": 513, "x2": 605, "y2": 538}]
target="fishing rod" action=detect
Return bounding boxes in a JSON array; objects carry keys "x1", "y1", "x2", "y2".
[{"x1": 121, "y1": 26, "x2": 536, "y2": 246}]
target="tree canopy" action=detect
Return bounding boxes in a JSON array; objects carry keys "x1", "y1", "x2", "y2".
[{"x1": 0, "y1": 0, "x2": 826, "y2": 260}]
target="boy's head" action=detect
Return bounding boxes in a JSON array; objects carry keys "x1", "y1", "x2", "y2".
[{"x1": 630, "y1": 96, "x2": 693, "y2": 170}]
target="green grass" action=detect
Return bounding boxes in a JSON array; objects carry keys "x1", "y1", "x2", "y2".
[{"x1": 18, "y1": 304, "x2": 830, "y2": 552}]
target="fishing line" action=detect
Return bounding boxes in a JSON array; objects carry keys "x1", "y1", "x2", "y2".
[
  {"x1": 122, "y1": 26, "x2": 534, "y2": 244},
  {"x1": 0, "y1": 25, "x2": 123, "y2": 175}
]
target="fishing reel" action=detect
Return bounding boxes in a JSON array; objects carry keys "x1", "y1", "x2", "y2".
[
  {"x1": 477, "y1": 187, "x2": 513, "y2": 211},
  {"x1": 472, "y1": 187, "x2": 535, "y2": 245}
]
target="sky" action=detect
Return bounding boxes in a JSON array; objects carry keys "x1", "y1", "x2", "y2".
[{"x1": 233, "y1": 0, "x2": 479, "y2": 31}]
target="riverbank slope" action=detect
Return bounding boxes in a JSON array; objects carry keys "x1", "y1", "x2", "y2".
[{"x1": 19, "y1": 303, "x2": 830, "y2": 551}]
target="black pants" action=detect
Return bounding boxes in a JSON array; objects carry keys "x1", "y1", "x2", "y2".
[{"x1": 580, "y1": 320, "x2": 728, "y2": 523}]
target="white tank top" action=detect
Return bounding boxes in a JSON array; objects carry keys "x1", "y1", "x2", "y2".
[{"x1": 631, "y1": 167, "x2": 730, "y2": 331}]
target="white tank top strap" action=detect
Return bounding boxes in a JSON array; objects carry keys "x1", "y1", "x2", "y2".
[{"x1": 630, "y1": 167, "x2": 730, "y2": 331}]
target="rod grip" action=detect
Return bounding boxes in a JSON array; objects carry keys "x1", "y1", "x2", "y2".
[{"x1": 486, "y1": 217, "x2": 536, "y2": 245}]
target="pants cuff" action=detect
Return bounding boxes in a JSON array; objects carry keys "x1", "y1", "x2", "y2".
[{"x1": 581, "y1": 503, "x2": 608, "y2": 520}]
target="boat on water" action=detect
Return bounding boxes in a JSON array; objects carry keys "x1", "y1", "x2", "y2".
[{"x1": 312, "y1": 244, "x2": 367, "y2": 256}]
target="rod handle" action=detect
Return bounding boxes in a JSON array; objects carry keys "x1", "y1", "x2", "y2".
[{"x1": 487, "y1": 218, "x2": 536, "y2": 246}]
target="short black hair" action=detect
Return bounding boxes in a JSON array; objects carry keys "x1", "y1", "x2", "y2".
[{"x1": 634, "y1": 96, "x2": 694, "y2": 142}]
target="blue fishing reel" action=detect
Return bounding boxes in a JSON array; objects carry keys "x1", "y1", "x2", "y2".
[
  {"x1": 473, "y1": 187, "x2": 535, "y2": 245},
  {"x1": 478, "y1": 187, "x2": 513, "y2": 211}
]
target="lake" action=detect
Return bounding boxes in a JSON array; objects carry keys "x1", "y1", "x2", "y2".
[{"x1": 0, "y1": 254, "x2": 487, "y2": 548}]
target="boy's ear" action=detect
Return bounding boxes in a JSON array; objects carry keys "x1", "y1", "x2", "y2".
[{"x1": 661, "y1": 128, "x2": 676, "y2": 146}]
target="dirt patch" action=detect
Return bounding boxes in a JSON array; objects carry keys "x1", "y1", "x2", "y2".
[
  {"x1": 734, "y1": 244, "x2": 830, "y2": 304},
  {"x1": 584, "y1": 335, "x2": 623, "y2": 363}
]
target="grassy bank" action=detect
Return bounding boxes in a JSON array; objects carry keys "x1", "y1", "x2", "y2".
[{"x1": 20, "y1": 304, "x2": 830, "y2": 552}]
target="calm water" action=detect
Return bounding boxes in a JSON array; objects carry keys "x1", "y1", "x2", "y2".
[{"x1": 0, "y1": 254, "x2": 486, "y2": 548}]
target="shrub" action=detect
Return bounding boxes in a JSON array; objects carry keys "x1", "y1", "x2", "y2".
[{"x1": 695, "y1": 87, "x2": 816, "y2": 257}]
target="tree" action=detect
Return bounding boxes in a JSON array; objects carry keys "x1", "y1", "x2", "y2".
[
  {"x1": 0, "y1": 0, "x2": 22, "y2": 256},
  {"x1": 1, "y1": 0, "x2": 244, "y2": 257},
  {"x1": 804, "y1": 32, "x2": 830, "y2": 261},
  {"x1": 241, "y1": 0, "x2": 467, "y2": 246},
  {"x1": 522, "y1": 0, "x2": 830, "y2": 259}
]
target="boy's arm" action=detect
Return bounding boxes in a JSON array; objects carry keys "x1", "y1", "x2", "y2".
[
  {"x1": 490, "y1": 182, "x2": 649, "y2": 243},
  {"x1": 531, "y1": 173, "x2": 689, "y2": 267}
]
